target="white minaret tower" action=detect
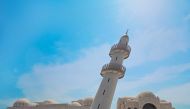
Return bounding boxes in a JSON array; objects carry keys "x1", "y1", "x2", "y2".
[{"x1": 90, "y1": 33, "x2": 131, "y2": 109}]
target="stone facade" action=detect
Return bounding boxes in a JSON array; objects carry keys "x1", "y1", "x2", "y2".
[
  {"x1": 8, "y1": 98, "x2": 93, "y2": 109},
  {"x1": 8, "y1": 92, "x2": 174, "y2": 109},
  {"x1": 117, "y1": 92, "x2": 175, "y2": 109}
]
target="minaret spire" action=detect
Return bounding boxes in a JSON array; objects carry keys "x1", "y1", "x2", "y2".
[
  {"x1": 90, "y1": 33, "x2": 131, "y2": 109},
  {"x1": 126, "y1": 29, "x2": 129, "y2": 34}
]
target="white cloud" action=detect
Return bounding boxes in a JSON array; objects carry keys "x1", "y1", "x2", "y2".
[
  {"x1": 157, "y1": 82, "x2": 190, "y2": 105},
  {"x1": 18, "y1": 44, "x2": 110, "y2": 102},
  {"x1": 126, "y1": 28, "x2": 189, "y2": 68},
  {"x1": 115, "y1": 0, "x2": 173, "y2": 25},
  {"x1": 117, "y1": 63, "x2": 190, "y2": 94},
  {"x1": 17, "y1": 14, "x2": 190, "y2": 104},
  {"x1": 0, "y1": 98, "x2": 17, "y2": 109},
  {"x1": 18, "y1": 29, "x2": 190, "y2": 103},
  {"x1": 114, "y1": 0, "x2": 190, "y2": 67}
]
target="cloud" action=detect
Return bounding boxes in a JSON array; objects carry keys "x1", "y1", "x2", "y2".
[
  {"x1": 114, "y1": 0, "x2": 190, "y2": 68},
  {"x1": 117, "y1": 63, "x2": 190, "y2": 94},
  {"x1": 18, "y1": 28, "x2": 190, "y2": 103},
  {"x1": 125, "y1": 28, "x2": 189, "y2": 68},
  {"x1": 157, "y1": 82, "x2": 190, "y2": 105},
  {"x1": 0, "y1": 98, "x2": 17, "y2": 109},
  {"x1": 18, "y1": 44, "x2": 110, "y2": 102},
  {"x1": 17, "y1": 6, "x2": 190, "y2": 103},
  {"x1": 115, "y1": 0, "x2": 173, "y2": 25}
]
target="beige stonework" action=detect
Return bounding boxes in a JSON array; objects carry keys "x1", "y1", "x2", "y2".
[
  {"x1": 8, "y1": 92, "x2": 174, "y2": 109},
  {"x1": 117, "y1": 92, "x2": 175, "y2": 109},
  {"x1": 8, "y1": 98, "x2": 92, "y2": 109}
]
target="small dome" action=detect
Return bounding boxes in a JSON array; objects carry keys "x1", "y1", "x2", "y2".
[
  {"x1": 138, "y1": 91, "x2": 156, "y2": 98},
  {"x1": 43, "y1": 99, "x2": 57, "y2": 104},
  {"x1": 123, "y1": 97, "x2": 137, "y2": 101},
  {"x1": 120, "y1": 34, "x2": 129, "y2": 43},
  {"x1": 122, "y1": 34, "x2": 129, "y2": 39},
  {"x1": 83, "y1": 97, "x2": 93, "y2": 106},
  {"x1": 71, "y1": 102, "x2": 82, "y2": 106},
  {"x1": 84, "y1": 97, "x2": 93, "y2": 101},
  {"x1": 13, "y1": 98, "x2": 30, "y2": 107}
]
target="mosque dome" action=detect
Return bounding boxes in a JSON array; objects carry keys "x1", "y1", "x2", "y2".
[
  {"x1": 71, "y1": 102, "x2": 82, "y2": 106},
  {"x1": 83, "y1": 97, "x2": 93, "y2": 106},
  {"x1": 43, "y1": 99, "x2": 57, "y2": 104},
  {"x1": 13, "y1": 98, "x2": 30, "y2": 107},
  {"x1": 137, "y1": 91, "x2": 156, "y2": 98},
  {"x1": 122, "y1": 34, "x2": 129, "y2": 39},
  {"x1": 119, "y1": 34, "x2": 129, "y2": 44}
]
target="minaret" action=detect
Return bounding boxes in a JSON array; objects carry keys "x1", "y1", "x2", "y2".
[{"x1": 90, "y1": 33, "x2": 131, "y2": 109}]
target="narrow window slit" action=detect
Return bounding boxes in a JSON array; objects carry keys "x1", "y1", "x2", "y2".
[
  {"x1": 103, "y1": 90, "x2": 105, "y2": 95},
  {"x1": 97, "y1": 104, "x2": 100, "y2": 109},
  {"x1": 108, "y1": 78, "x2": 110, "y2": 82}
]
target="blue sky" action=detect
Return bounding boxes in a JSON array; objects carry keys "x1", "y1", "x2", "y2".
[{"x1": 0, "y1": 0, "x2": 190, "y2": 109}]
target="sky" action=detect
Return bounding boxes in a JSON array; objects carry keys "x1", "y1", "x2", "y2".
[{"x1": 0, "y1": 0, "x2": 190, "y2": 109}]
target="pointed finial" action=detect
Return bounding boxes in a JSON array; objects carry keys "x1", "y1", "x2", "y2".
[{"x1": 125, "y1": 29, "x2": 129, "y2": 34}]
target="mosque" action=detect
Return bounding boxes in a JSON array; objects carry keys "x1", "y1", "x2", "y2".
[{"x1": 8, "y1": 34, "x2": 175, "y2": 109}]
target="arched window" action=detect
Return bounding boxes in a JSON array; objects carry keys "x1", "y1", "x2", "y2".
[{"x1": 143, "y1": 103, "x2": 156, "y2": 109}]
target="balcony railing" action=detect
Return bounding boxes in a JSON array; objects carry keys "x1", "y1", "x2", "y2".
[
  {"x1": 101, "y1": 63, "x2": 126, "y2": 78},
  {"x1": 109, "y1": 44, "x2": 131, "y2": 59},
  {"x1": 110, "y1": 44, "x2": 131, "y2": 53}
]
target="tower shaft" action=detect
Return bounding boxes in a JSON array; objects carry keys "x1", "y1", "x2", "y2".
[
  {"x1": 91, "y1": 74, "x2": 119, "y2": 109},
  {"x1": 90, "y1": 34, "x2": 131, "y2": 109}
]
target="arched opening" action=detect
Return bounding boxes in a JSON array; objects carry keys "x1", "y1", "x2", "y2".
[{"x1": 143, "y1": 103, "x2": 156, "y2": 109}]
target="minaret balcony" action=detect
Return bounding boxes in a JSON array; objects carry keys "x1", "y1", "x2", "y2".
[
  {"x1": 109, "y1": 44, "x2": 131, "y2": 59},
  {"x1": 101, "y1": 63, "x2": 126, "y2": 79}
]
